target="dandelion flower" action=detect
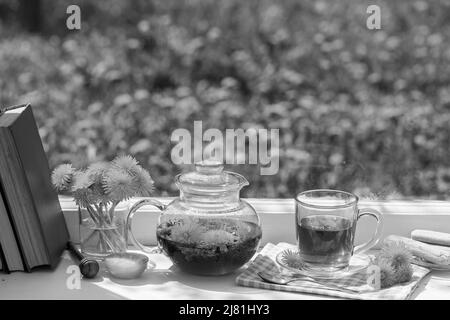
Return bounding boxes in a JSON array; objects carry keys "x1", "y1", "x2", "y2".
[
  {"x1": 51, "y1": 164, "x2": 75, "y2": 192},
  {"x1": 52, "y1": 155, "x2": 156, "y2": 206},
  {"x1": 71, "y1": 171, "x2": 93, "y2": 191},
  {"x1": 132, "y1": 166, "x2": 154, "y2": 196},
  {"x1": 111, "y1": 155, "x2": 153, "y2": 196},
  {"x1": 103, "y1": 170, "x2": 136, "y2": 201},
  {"x1": 86, "y1": 162, "x2": 110, "y2": 184},
  {"x1": 111, "y1": 155, "x2": 140, "y2": 175},
  {"x1": 85, "y1": 162, "x2": 110, "y2": 203},
  {"x1": 280, "y1": 249, "x2": 303, "y2": 269},
  {"x1": 70, "y1": 171, "x2": 95, "y2": 207},
  {"x1": 378, "y1": 242, "x2": 412, "y2": 268},
  {"x1": 375, "y1": 242, "x2": 413, "y2": 288},
  {"x1": 170, "y1": 221, "x2": 203, "y2": 244},
  {"x1": 377, "y1": 259, "x2": 397, "y2": 289},
  {"x1": 73, "y1": 188, "x2": 91, "y2": 208},
  {"x1": 391, "y1": 262, "x2": 413, "y2": 284},
  {"x1": 199, "y1": 230, "x2": 237, "y2": 245}
]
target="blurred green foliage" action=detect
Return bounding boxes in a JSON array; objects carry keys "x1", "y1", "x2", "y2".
[{"x1": 0, "y1": 0, "x2": 450, "y2": 199}]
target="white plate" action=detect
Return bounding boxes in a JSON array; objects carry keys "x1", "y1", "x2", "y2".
[{"x1": 275, "y1": 247, "x2": 372, "y2": 280}]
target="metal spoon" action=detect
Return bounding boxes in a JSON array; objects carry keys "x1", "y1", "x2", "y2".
[{"x1": 257, "y1": 271, "x2": 359, "y2": 294}]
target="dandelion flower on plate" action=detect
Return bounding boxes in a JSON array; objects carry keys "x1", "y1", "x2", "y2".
[
  {"x1": 280, "y1": 249, "x2": 303, "y2": 269},
  {"x1": 378, "y1": 242, "x2": 412, "y2": 268},
  {"x1": 391, "y1": 261, "x2": 413, "y2": 284},
  {"x1": 375, "y1": 242, "x2": 413, "y2": 288},
  {"x1": 377, "y1": 259, "x2": 397, "y2": 289}
]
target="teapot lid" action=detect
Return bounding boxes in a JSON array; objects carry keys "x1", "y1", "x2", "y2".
[{"x1": 176, "y1": 160, "x2": 248, "y2": 194}]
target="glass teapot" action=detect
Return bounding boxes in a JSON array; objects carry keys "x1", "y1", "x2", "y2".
[{"x1": 125, "y1": 160, "x2": 262, "y2": 275}]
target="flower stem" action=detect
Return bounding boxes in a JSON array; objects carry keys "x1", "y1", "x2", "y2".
[{"x1": 81, "y1": 203, "x2": 127, "y2": 255}]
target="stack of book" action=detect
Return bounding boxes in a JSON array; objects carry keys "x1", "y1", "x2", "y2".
[{"x1": 0, "y1": 104, "x2": 69, "y2": 272}]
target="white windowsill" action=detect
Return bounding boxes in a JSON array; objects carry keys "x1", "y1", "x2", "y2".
[
  {"x1": 60, "y1": 196, "x2": 450, "y2": 248},
  {"x1": 0, "y1": 196, "x2": 449, "y2": 300}
]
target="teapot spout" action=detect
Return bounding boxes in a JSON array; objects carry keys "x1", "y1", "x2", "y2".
[{"x1": 233, "y1": 172, "x2": 249, "y2": 189}]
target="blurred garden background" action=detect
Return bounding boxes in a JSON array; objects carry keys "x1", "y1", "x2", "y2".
[{"x1": 0, "y1": 0, "x2": 449, "y2": 199}]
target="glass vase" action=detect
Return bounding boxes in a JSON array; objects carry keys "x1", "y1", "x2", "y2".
[{"x1": 79, "y1": 202, "x2": 128, "y2": 258}]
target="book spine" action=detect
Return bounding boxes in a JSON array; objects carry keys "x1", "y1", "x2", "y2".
[
  {"x1": 10, "y1": 107, "x2": 68, "y2": 268},
  {"x1": 0, "y1": 243, "x2": 8, "y2": 273},
  {"x1": 0, "y1": 127, "x2": 48, "y2": 270},
  {"x1": 0, "y1": 182, "x2": 25, "y2": 272}
]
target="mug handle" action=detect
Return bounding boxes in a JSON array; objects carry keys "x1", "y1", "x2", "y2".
[
  {"x1": 125, "y1": 199, "x2": 167, "y2": 254},
  {"x1": 353, "y1": 208, "x2": 384, "y2": 255}
]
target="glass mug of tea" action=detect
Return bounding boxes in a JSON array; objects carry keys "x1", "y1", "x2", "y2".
[{"x1": 295, "y1": 189, "x2": 383, "y2": 272}]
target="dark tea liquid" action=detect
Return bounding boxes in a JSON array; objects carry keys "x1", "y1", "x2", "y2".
[
  {"x1": 157, "y1": 219, "x2": 261, "y2": 276},
  {"x1": 297, "y1": 215, "x2": 354, "y2": 269}
]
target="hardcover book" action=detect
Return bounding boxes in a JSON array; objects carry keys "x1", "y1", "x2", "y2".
[
  {"x1": 0, "y1": 188, "x2": 23, "y2": 272},
  {"x1": 0, "y1": 104, "x2": 69, "y2": 271}
]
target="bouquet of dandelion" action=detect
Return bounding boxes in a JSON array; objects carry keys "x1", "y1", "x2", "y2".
[{"x1": 51, "y1": 155, "x2": 154, "y2": 256}]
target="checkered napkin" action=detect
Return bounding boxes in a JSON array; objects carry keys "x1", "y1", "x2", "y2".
[{"x1": 236, "y1": 242, "x2": 431, "y2": 300}]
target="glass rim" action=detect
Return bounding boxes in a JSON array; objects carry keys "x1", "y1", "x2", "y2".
[{"x1": 295, "y1": 189, "x2": 358, "y2": 209}]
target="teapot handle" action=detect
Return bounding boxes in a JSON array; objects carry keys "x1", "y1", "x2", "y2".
[{"x1": 125, "y1": 199, "x2": 167, "y2": 254}]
